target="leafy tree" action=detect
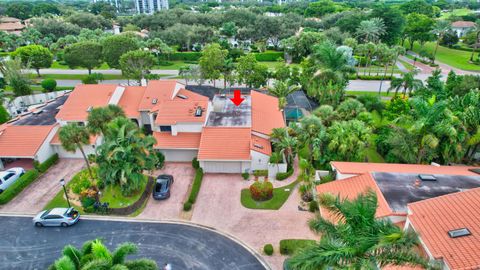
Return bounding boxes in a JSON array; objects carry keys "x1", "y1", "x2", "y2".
[
  {"x1": 145, "y1": 38, "x2": 173, "y2": 58},
  {"x1": 64, "y1": 42, "x2": 104, "y2": 74},
  {"x1": 67, "y1": 12, "x2": 110, "y2": 30},
  {"x1": 59, "y1": 123, "x2": 93, "y2": 179},
  {"x1": 281, "y1": 31, "x2": 325, "y2": 61},
  {"x1": 404, "y1": 13, "x2": 435, "y2": 50},
  {"x1": 96, "y1": 117, "x2": 157, "y2": 195},
  {"x1": 388, "y1": 71, "x2": 423, "y2": 96},
  {"x1": 88, "y1": 1, "x2": 117, "y2": 19},
  {"x1": 0, "y1": 59, "x2": 31, "y2": 97},
  {"x1": 31, "y1": 18, "x2": 81, "y2": 41},
  {"x1": 356, "y1": 18, "x2": 386, "y2": 43},
  {"x1": 5, "y1": 2, "x2": 33, "y2": 20},
  {"x1": 439, "y1": 30, "x2": 459, "y2": 48},
  {"x1": 289, "y1": 191, "x2": 429, "y2": 269},
  {"x1": 41, "y1": 79, "x2": 57, "y2": 92},
  {"x1": 336, "y1": 99, "x2": 366, "y2": 121},
  {"x1": 400, "y1": 0, "x2": 435, "y2": 17},
  {"x1": 49, "y1": 239, "x2": 157, "y2": 270},
  {"x1": 199, "y1": 43, "x2": 228, "y2": 87},
  {"x1": 268, "y1": 80, "x2": 300, "y2": 110},
  {"x1": 0, "y1": 105, "x2": 9, "y2": 124},
  {"x1": 12, "y1": 45, "x2": 53, "y2": 77},
  {"x1": 102, "y1": 35, "x2": 139, "y2": 69},
  {"x1": 82, "y1": 73, "x2": 105, "y2": 84},
  {"x1": 87, "y1": 105, "x2": 125, "y2": 136},
  {"x1": 370, "y1": 4, "x2": 406, "y2": 45},
  {"x1": 220, "y1": 22, "x2": 237, "y2": 37},
  {"x1": 119, "y1": 50, "x2": 156, "y2": 84},
  {"x1": 431, "y1": 20, "x2": 451, "y2": 64},
  {"x1": 304, "y1": 0, "x2": 339, "y2": 17},
  {"x1": 326, "y1": 120, "x2": 371, "y2": 162},
  {"x1": 236, "y1": 54, "x2": 269, "y2": 88}
]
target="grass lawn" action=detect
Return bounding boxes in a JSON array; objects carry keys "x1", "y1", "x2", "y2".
[
  {"x1": 406, "y1": 41, "x2": 480, "y2": 71},
  {"x1": 34, "y1": 73, "x2": 126, "y2": 80},
  {"x1": 356, "y1": 65, "x2": 401, "y2": 74},
  {"x1": 440, "y1": 8, "x2": 473, "y2": 19},
  {"x1": 346, "y1": 91, "x2": 394, "y2": 97},
  {"x1": 398, "y1": 59, "x2": 415, "y2": 71},
  {"x1": 240, "y1": 180, "x2": 298, "y2": 210},
  {"x1": 51, "y1": 61, "x2": 111, "y2": 70}
]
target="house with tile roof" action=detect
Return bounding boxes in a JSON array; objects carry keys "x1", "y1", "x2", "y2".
[
  {"x1": 451, "y1": 21, "x2": 476, "y2": 37},
  {"x1": 0, "y1": 80, "x2": 284, "y2": 173}
]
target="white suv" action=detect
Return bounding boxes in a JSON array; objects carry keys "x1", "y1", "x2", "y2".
[{"x1": 0, "y1": 167, "x2": 25, "y2": 193}]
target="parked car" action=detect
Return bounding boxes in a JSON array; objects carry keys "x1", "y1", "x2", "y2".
[
  {"x1": 32, "y1": 207, "x2": 80, "y2": 227},
  {"x1": 0, "y1": 167, "x2": 25, "y2": 193},
  {"x1": 153, "y1": 174, "x2": 174, "y2": 200}
]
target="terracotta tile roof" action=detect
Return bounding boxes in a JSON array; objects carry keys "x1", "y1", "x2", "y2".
[
  {"x1": 55, "y1": 84, "x2": 118, "y2": 121},
  {"x1": 138, "y1": 80, "x2": 179, "y2": 111},
  {"x1": 198, "y1": 127, "x2": 251, "y2": 160},
  {"x1": 382, "y1": 265, "x2": 424, "y2": 270},
  {"x1": 316, "y1": 173, "x2": 394, "y2": 220},
  {"x1": 118, "y1": 86, "x2": 146, "y2": 118},
  {"x1": 153, "y1": 89, "x2": 209, "y2": 125},
  {"x1": 408, "y1": 188, "x2": 480, "y2": 270},
  {"x1": 331, "y1": 161, "x2": 479, "y2": 176},
  {"x1": 0, "y1": 125, "x2": 56, "y2": 157},
  {"x1": 452, "y1": 21, "x2": 476, "y2": 28},
  {"x1": 0, "y1": 17, "x2": 21, "y2": 23},
  {"x1": 153, "y1": 132, "x2": 201, "y2": 149},
  {"x1": 0, "y1": 22, "x2": 25, "y2": 31},
  {"x1": 251, "y1": 135, "x2": 272, "y2": 155},
  {"x1": 251, "y1": 90, "x2": 285, "y2": 135},
  {"x1": 50, "y1": 129, "x2": 97, "y2": 145}
]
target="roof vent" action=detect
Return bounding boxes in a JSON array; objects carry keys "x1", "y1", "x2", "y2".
[
  {"x1": 430, "y1": 162, "x2": 441, "y2": 167},
  {"x1": 448, "y1": 228, "x2": 471, "y2": 238},
  {"x1": 86, "y1": 106, "x2": 93, "y2": 112},
  {"x1": 253, "y1": 144, "x2": 264, "y2": 149},
  {"x1": 418, "y1": 174, "x2": 437, "y2": 181},
  {"x1": 194, "y1": 107, "x2": 202, "y2": 117},
  {"x1": 152, "y1": 98, "x2": 158, "y2": 105},
  {"x1": 177, "y1": 94, "x2": 188, "y2": 99}
]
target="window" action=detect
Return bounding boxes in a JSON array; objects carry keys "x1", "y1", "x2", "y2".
[
  {"x1": 159, "y1": 126, "x2": 172, "y2": 132},
  {"x1": 418, "y1": 174, "x2": 437, "y2": 181},
  {"x1": 3, "y1": 173, "x2": 15, "y2": 181},
  {"x1": 448, "y1": 228, "x2": 471, "y2": 238}
]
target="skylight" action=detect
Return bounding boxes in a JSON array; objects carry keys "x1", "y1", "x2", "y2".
[
  {"x1": 194, "y1": 107, "x2": 202, "y2": 117},
  {"x1": 152, "y1": 98, "x2": 158, "y2": 105},
  {"x1": 418, "y1": 174, "x2": 437, "y2": 181},
  {"x1": 448, "y1": 228, "x2": 471, "y2": 238},
  {"x1": 177, "y1": 94, "x2": 188, "y2": 99},
  {"x1": 253, "y1": 144, "x2": 264, "y2": 149}
]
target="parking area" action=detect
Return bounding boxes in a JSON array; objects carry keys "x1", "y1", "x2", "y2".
[{"x1": 138, "y1": 162, "x2": 195, "y2": 220}]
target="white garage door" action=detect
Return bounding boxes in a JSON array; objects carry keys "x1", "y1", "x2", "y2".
[
  {"x1": 160, "y1": 149, "x2": 198, "y2": 162},
  {"x1": 200, "y1": 161, "x2": 243, "y2": 173}
]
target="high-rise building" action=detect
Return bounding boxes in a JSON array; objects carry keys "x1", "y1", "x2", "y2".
[{"x1": 135, "y1": 0, "x2": 169, "y2": 14}]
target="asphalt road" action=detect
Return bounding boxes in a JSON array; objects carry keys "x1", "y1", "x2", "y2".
[{"x1": 0, "y1": 216, "x2": 267, "y2": 270}]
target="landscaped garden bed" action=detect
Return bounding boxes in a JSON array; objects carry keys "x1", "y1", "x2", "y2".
[{"x1": 240, "y1": 180, "x2": 298, "y2": 210}]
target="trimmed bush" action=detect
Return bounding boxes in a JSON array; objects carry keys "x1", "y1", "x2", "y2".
[
  {"x1": 82, "y1": 73, "x2": 104, "y2": 84},
  {"x1": 187, "y1": 168, "x2": 204, "y2": 204},
  {"x1": 253, "y1": 170, "x2": 268, "y2": 177},
  {"x1": 70, "y1": 168, "x2": 96, "y2": 194},
  {"x1": 34, "y1": 153, "x2": 58, "y2": 173},
  {"x1": 279, "y1": 239, "x2": 316, "y2": 255},
  {"x1": 192, "y1": 157, "x2": 200, "y2": 169},
  {"x1": 41, "y1": 78, "x2": 57, "y2": 92},
  {"x1": 183, "y1": 201, "x2": 192, "y2": 211},
  {"x1": 254, "y1": 52, "x2": 283, "y2": 62},
  {"x1": 263, "y1": 244, "x2": 274, "y2": 255},
  {"x1": 276, "y1": 168, "x2": 293, "y2": 181},
  {"x1": 0, "y1": 170, "x2": 40, "y2": 204},
  {"x1": 155, "y1": 151, "x2": 165, "y2": 169},
  {"x1": 308, "y1": 200, "x2": 319, "y2": 212},
  {"x1": 242, "y1": 172, "x2": 249, "y2": 180},
  {"x1": 81, "y1": 196, "x2": 95, "y2": 208},
  {"x1": 249, "y1": 181, "x2": 273, "y2": 201}
]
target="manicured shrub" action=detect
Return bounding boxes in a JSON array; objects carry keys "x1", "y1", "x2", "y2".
[
  {"x1": 192, "y1": 157, "x2": 200, "y2": 169},
  {"x1": 70, "y1": 169, "x2": 95, "y2": 194},
  {"x1": 253, "y1": 170, "x2": 268, "y2": 177},
  {"x1": 263, "y1": 244, "x2": 274, "y2": 255},
  {"x1": 249, "y1": 181, "x2": 273, "y2": 201},
  {"x1": 187, "y1": 168, "x2": 203, "y2": 204},
  {"x1": 155, "y1": 151, "x2": 165, "y2": 169},
  {"x1": 81, "y1": 196, "x2": 95, "y2": 208},
  {"x1": 242, "y1": 172, "x2": 249, "y2": 180},
  {"x1": 183, "y1": 201, "x2": 192, "y2": 211},
  {"x1": 254, "y1": 52, "x2": 283, "y2": 62},
  {"x1": 41, "y1": 78, "x2": 57, "y2": 92},
  {"x1": 34, "y1": 153, "x2": 58, "y2": 173},
  {"x1": 82, "y1": 73, "x2": 104, "y2": 84},
  {"x1": 276, "y1": 168, "x2": 293, "y2": 181},
  {"x1": 0, "y1": 170, "x2": 40, "y2": 204},
  {"x1": 348, "y1": 74, "x2": 393, "y2": 80},
  {"x1": 308, "y1": 200, "x2": 319, "y2": 212},
  {"x1": 279, "y1": 239, "x2": 316, "y2": 255}
]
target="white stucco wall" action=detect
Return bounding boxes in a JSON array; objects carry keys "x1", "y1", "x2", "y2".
[
  {"x1": 159, "y1": 149, "x2": 197, "y2": 162},
  {"x1": 34, "y1": 127, "x2": 59, "y2": 163},
  {"x1": 251, "y1": 150, "x2": 270, "y2": 170},
  {"x1": 53, "y1": 145, "x2": 96, "y2": 159},
  {"x1": 174, "y1": 123, "x2": 203, "y2": 133}
]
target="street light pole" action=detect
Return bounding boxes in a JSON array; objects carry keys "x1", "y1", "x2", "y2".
[{"x1": 60, "y1": 179, "x2": 71, "y2": 208}]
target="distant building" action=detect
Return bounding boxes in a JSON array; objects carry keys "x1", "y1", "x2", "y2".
[
  {"x1": 135, "y1": 0, "x2": 169, "y2": 14},
  {"x1": 0, "y1": 17, "x2": 25, "y2": 35},
  {"x1": 452, "y1": 21, "x2": 476, "y2": 37}
]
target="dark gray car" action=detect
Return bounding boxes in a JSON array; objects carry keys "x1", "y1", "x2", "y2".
[{"x1": 153, "y1": 174, "x2": 174, "y2": 200}]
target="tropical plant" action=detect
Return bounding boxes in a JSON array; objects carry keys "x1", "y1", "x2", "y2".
[
  {"x1": 288, "y1": 190, "x2": 429, "y2": 270},
  {"x1": 355, "y1": 17, "x2": 386, "y2": 43},
  {"x1": 388, "y1": 70, "x2": 423, "y2": 96},
  {"x1": 431, "y1": 20, "x2": 451, "y2": 64},
  {"x1": 268, "y1": 80, "x2": 300, "y2": 110},
  {"x1": 0, "y1": 58, "x2": 32, "y2": 96},
  {"x1": 59, "y1": 123, "x2": 94, "y2": 179},
  {"x1": 119, "y1": 50, "x2": 156, "y2": 84},
  {"x1": 87, "y1": 105, "x2": 125, "y2": 136},
  {"x1": 49, "y1": 239, "x2": 158, "y2": 270}
]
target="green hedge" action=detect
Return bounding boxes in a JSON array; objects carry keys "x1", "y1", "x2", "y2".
[
  {"x1": 276, "y1": 168, "x2": 294, "y2": 180},
  {"x1": 160, "y1": 52, "x2": 202, "y2": 61},
  {"x1": 348, "y1": 75, "x2": 393, "y2": 80},
  {"x1": 279, "y1": 239, "x2": 316, "y2": 255},
  {"x1": 187, "y1": 168, "x2": 204, "y2": 204},
  {"x1": 254, "y1": 52, "x2": 284, "y2": 62},
  {"x1": 253, "y1": 170, "x2": 268, "y2": 177},
  {"x1": 34, "y1": 153, "x2": 59, "y2": 173},
  {"x1": 0, "y1": 170, "x2": 40, "y2": 204}
]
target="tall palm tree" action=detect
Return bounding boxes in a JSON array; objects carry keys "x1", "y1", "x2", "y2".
[
  {"x1": 469, "y1": 20, "x2": 480, "y2": 61},
  {"x1": 268, "y1": 80, "x2": 300, "y2": 110},
  {"x1": 355, "y1": 18, "x2": 386, "y2": 43},
  {"x1": 59, "y1": 123, "x2": 93, "y2": 178},
  {"x1": 388, "y1": 70, "x2": 423, "y2": 96},
  {"x1": 431, "y1": 20, "x2": 451, "y2": 64},
  {"x1": 274, "y1": 134, "x2": 298, "y2": 166},
  {"x1": 390, "y1": 46, "x2": 406, "y2": 78},
  {"x1": 288, "y1": 191, "x2": 429, "y2": 270},
  {"x1": 50, "y1": 239, "x2": 157, "y2": 270}
]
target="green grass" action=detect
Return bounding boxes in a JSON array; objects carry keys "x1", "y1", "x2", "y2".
[
  {"x1": 51, "y1": 61, "x2": 111, "y2": 70},
  {"x1": 240, "y1": 180, "x2": 298, "y2": 210},
  {"x1": 34, "y1": 74, "x2": 126, "y2": 80},
  {"x1": 406, "y1": 41, "x2": 480, "y2": 71},
  {"x1": 356, "y1": 65, "x2": 401, "y2": 74},
  {"x1": 346, "y1": 91, "x2": 394, "y2": 97},
  {"x1": 440, "y1": 8, "x2": 473, "y2": 19},
  {"x1": 398, "y1": 59, "x2": 415, "y2": 71}
]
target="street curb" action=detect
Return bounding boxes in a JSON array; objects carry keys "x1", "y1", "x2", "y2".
[{"x1": 0, "y1": 214, "x2": 272, "y2": 270}]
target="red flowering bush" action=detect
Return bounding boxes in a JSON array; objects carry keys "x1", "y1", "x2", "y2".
[{"x1": 249, "y1": 181, "x2": 273, "y2": 201}]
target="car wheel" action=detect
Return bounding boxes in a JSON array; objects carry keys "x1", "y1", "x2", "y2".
[
  {"x1": 35, "y1": 222, "x2": 43, "y2": 227},
  {"x1": 61, "y1": 222, "x2": 68, "y2": 227}
]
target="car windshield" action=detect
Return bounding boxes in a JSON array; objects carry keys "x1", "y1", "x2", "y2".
[
  {"x1": 41, "y1": 210, "x2": 51, "y2": 218},
  {"x1": 155, "y1": 180, "x2": 168, "y2": 192}
]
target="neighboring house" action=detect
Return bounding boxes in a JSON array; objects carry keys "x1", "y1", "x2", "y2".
[
  {"x1": 0, "y1": 16, "x2": 25, "y2": 35},
  {"x1": 0, "y1": 80, "x2": 285, "y2": 173},
  {"x1": 451, "y1": 21, "x2": 476, "y2": 37},
  {"x1": 316, "y1": 161, "x2": 480, "y2": 269}
]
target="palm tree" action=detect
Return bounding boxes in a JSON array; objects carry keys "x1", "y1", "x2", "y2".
[
  {"x1": 431, "y1": 20, "x2": 451, "y2": 64},
  {"x1": 59, "y1": 123, "x2": 93, "y2": 178},
  {"x1": 388, "y1": 70, "x2": 423, "y2": 96},
  {"x1": 274, "y1": 134, "x2": 298, "y2": 166},
  {"x1": 87, "y1": 105, "x2": 125, "y2": 136},
  {"x1": 288, "y1": 190, "x2": 429, "y2": 270},
  {"x1": 355, "y1": 18, "x2": 386, "y2": 43},
  {"x1": 50, "y1": 239, "x2": 157, "y2": 270},
  {"x1": 268, "y1": 80, "x2": 300, "y2": 110},
  {"x1": 390, "y1": 46, "x2": 406, "y2": 78},
  {"x1": 469, "y1": 20, "x2": 480, "y2": 61}
]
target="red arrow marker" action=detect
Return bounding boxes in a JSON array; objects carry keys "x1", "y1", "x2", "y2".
[{"x1": 230, "y1": 90, "x2": 244, "y2": 106}]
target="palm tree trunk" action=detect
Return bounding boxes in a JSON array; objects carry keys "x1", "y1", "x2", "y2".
[
  {"x1": 78, "y1": 143, "x2": 93, "y2": 179},
  {"x1": 390, "y1": 54, "x2": 398, "y2": 78},
  {"x1": 433, "y1": 39, "x2": 440, "y2": 65},
  {"x1": 378, "y1": 64, "x2": 389, "y2": 95}
]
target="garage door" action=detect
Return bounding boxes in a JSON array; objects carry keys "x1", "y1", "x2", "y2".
[
  {"x1": 200, "y1": 161, "x2": 243, "y2": 173},
  {"x1": 160, "y1": 150, "x2": 198, "y2": 162}
]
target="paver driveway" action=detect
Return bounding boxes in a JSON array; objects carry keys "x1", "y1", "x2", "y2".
[
  {"x1": 0, "y1": 159, "x2": 84, "y2": 214},
  {"x1": 138, "y1": 162, "x2": 195, "y2": 220},
  {"x1": 191, "y1": 173, "x2": 317, "y2": 269}
]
